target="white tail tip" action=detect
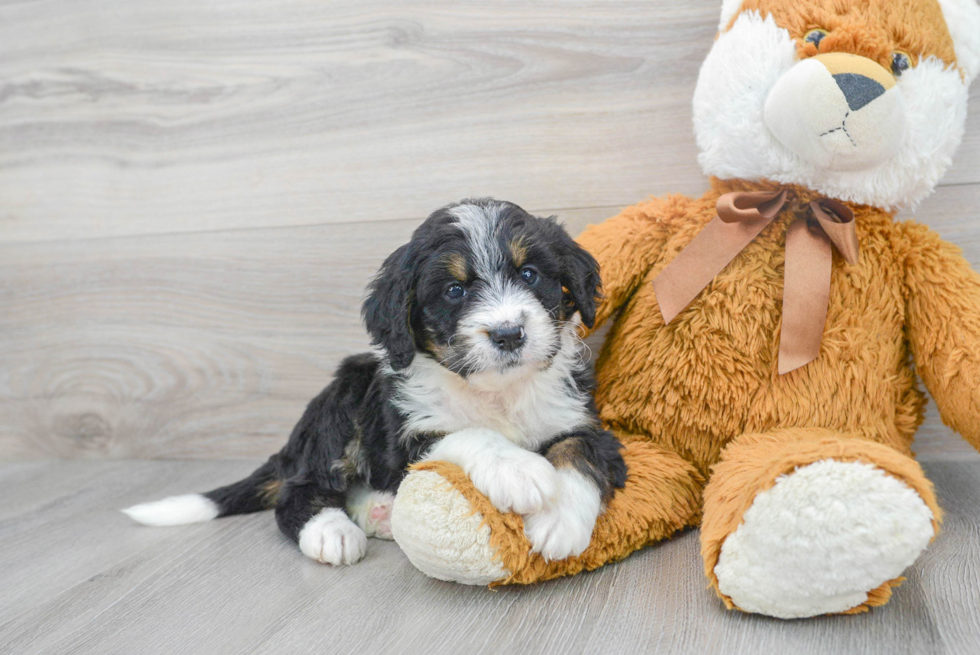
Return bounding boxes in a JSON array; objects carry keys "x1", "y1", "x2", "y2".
[{"x1": 122, "y1": 494, "x2": 220, "y2": 526}]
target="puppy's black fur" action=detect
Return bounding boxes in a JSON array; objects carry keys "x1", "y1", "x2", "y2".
[{"x1": 169, "y1": 199, "x2": 626, "y2": 552}]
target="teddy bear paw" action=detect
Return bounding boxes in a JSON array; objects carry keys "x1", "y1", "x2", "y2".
[{"x1": 713, "y1": 459, "x2": 935, "y2": 618}]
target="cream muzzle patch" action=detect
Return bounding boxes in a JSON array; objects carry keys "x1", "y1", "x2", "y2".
[{"x1": 764, "y1": 52, "x2": 907, "y2": 172}]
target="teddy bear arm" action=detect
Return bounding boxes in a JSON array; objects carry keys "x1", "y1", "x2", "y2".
[
  {"x1": 391, "y1": 441, "x2": 703, "y2": 586},
  {"x1": 903, "y1": 223, "x2": 980, "y2": 452},
  {"x1": 576, "y1": 204, "x2": 677, "y2": 332}
]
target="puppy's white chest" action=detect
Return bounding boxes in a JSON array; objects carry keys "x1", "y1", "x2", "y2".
[{"x1": 394, "y1": 359, "x2": 588, "y2": 449}]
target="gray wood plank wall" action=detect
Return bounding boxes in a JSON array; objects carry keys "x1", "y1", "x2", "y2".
[{"x1": 2, "y1": 0, "x2": 979, "y2": 460}]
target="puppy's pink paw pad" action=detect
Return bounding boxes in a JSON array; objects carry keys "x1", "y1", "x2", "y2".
[
  {"x1": 368, "y1": 501, "x2": 393, "y2": 539},
  {"x1": 347, "y1": 489, "x2": 395, "y2": 540}
]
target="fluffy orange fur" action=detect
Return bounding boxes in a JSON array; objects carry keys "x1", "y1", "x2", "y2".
[{"x1": 727, "y1": 0, "x2": 958, "y2": 74}]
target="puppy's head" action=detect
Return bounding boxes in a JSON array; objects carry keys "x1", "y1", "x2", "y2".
[{"x1": 362, "y1": 198, "x2": 599, "y2": 375}]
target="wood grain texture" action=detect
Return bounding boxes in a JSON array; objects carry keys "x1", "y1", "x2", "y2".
[
  {"x1": 1, "y1": 0, "x2": 980, "y2": 462},
  {"x1": 0, "y1": 459, "x2": 977, "y2": 654},
  {"x1": 0, "y1": 0, "x2": 718, "y2": 243},
  {"x1": 1, "y1": 0, "x2": 978, "y2": 244}
]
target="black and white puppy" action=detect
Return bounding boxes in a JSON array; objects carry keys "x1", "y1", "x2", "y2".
[{"x1": 123, "y1": 198, "x2": 626, "y2": 564}]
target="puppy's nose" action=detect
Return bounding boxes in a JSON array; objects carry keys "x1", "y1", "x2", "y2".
[
  {"x1": 832, "y1": 73, "x2": 885, "y2": 111},
  {"x1": 489, "y1": 324, "x2": 525, "y2": 352}
]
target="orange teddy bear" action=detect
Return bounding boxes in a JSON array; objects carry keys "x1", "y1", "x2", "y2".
[{"x1": 391, "y1": 0, "x2": 980, "y2": 618}]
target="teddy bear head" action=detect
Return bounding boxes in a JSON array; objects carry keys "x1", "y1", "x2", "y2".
[{"x1": 693, "y1": 0, "x2": 980, "y2": 209}]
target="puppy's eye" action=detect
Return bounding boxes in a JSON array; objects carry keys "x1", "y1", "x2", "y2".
[
  {"x1": 520, "y1": 267, "x2": 539, "y2": 285},
  {"x1": 891, "y1": 51, "x2": 911, "y2": 76},
  {"x1": 804, "y1": 28, "x2": 828, "y2": 48},
  {"x1": 445, "y1": 283, "x2": 466, "y2": 300}
]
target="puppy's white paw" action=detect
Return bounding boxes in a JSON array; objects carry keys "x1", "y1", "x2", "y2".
[
  {"x1": 523, "y1": 469, "x2": 601, "y2": 561},
  {"x1": 298, "y1": 508, "x2": 367, "y2": 565},
  {"x1": 524, "y1": 505, "x2": 594, "y2": 561},
  {"x1": 469, "y1": 450, "x2": 558, "y2": 515}
]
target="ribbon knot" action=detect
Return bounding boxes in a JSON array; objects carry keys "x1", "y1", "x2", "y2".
[{"x1": 652, "y1": 190, "x2": 859, "y2": 375}]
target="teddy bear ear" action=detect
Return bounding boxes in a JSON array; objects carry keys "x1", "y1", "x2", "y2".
[{"x1": 937, "y1": 0, "x2": 980, "y2": 83}]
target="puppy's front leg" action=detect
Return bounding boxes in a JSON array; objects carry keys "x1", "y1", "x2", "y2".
[
  {"x1": 523, "y1": 428, "x2": 627, "y2": 561},
  {"x1": 423, "y1": 428, "x2": 559, "y2": 514}
]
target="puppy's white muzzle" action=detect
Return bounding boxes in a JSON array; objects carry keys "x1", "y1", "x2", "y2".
[
  {"x1": 764, "y1": 52, "x2": 906, "y2": 172},
  {"x1": 456, "y1": 281, "x2": 555, "y2": 373}
]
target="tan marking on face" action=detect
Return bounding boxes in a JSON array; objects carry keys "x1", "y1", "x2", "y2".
[
  {"x1": 445, "y1": 254, "x2": 468, "y2": 281},
  {"x1": 425, "y1": 339, "x2": 449, "y2": 360},
  {"x1": 727, "y1": 0, "x2": 957, "y2": 75},
  {"x1": 509, "y1": 236, "x2": 528, "y2": 267}
]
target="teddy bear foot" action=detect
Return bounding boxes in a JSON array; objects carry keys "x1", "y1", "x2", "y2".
[
  {"x1": 391, "y1": 469, "x2": 509, "y2": 585},
  {"x1": 713, "y1": 459, "x2": 935, "y2": 618}
]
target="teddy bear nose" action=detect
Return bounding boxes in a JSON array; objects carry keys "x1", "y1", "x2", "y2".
[
  {"x1": 832, "y1": 73, "x2": 886, "y2": 112},
  {"x1": 489, "y1": 324, "x2": 525, "y2": 352},
  {"x1": 809, "y1": 52, "x2": 895, "y2": 114}
]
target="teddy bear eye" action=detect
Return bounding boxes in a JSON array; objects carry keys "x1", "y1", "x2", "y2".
[
  {"x1": 891, "y1": 51, "x2": 911, "y2": 76},
  {"x1": 804, "y1": 28, "x2": 828, "y2": 48}
]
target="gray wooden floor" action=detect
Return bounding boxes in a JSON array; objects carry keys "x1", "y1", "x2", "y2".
[
  {"x1": 4, "y1": 0, "x2": 980, "y2": 653},
  {"x1": 1, "y1": 456, "x2": 978, "y2": 655}
]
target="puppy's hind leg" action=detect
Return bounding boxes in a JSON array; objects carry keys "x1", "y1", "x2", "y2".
[
  {"x1": 276, "y1": 477, "x2": 367, "y2": 565},
  {"x1": 346, "y1": 485, "x2": 396, "y2": 540}
]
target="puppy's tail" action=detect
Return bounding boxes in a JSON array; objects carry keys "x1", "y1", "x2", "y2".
[{"x1": 122, "y1": 458, "x2": 280, "y2": 527}]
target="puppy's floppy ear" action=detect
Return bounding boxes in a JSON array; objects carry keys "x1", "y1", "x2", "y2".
[
  {"x1": 558, "y1": 234, "x2": 601, "y2": 329},
  {"x1": 362, "y1": 244, "x2": 417, "y2": 370}
]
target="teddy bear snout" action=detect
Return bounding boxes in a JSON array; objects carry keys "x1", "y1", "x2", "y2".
[{"x1": 763, "y1": 52, "x2": 906, "y2": 173}]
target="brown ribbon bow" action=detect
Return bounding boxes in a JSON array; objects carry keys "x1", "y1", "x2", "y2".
[{"x1": 652, "y1": 190, "x2": 859, "y2": 375}]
